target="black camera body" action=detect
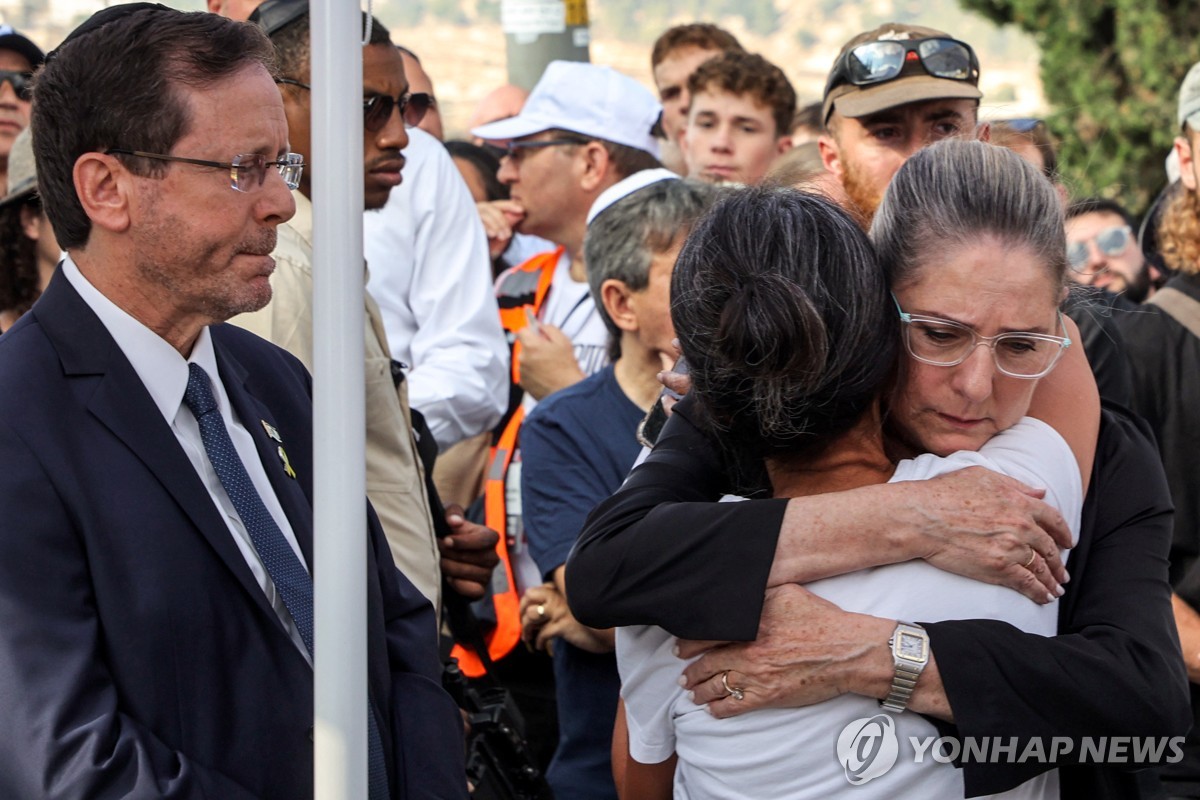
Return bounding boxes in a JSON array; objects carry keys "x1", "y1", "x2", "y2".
[{"x1": 444, "y1": 660, "x2": 554, "y2": 800}]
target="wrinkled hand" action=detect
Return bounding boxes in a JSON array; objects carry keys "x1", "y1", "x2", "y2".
[
  {"x1": 476, "y1": 200, "x2": 524, "y2": 260},
  {"x1": 437, "y1": 504, "x2": 500, "y2": 599},
  {"x1": 904, "y1": 466, "x2": 1072, "y2": 603},
  {"x1": 678, "y1": 584, "x2": 890, "y2": 718},
  {"x1": 519, "y1": 583, "x2": 614, "y2": 654},
  {"x1": 515, "y1": 322, "x2": 584, "y2": 400}
]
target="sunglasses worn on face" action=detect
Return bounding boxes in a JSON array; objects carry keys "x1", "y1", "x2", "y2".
[
  {"x1": 894, "y1": 296, "x2": 1071, "y2": 379},
  {"x1": 107, "y1": 149, "x2": 305, "y2": 193},
  {"x1": 826, "y1": 37, "x2": 979, "y2": 96},
  {"x1": 1066, "y1": 225, "x2": 1131, "y2": 274},
  {"x1": 0, "y1": 70, "x2": 34, "y2": 101},
  {"x1": 275, "y1": 78, "x2": 429, "y2": 131}
]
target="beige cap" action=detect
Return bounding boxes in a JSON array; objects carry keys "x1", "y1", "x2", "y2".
[
  {"x1": 822, "y1": 23, "x2": 981, "y2": 124},
  {"x1": 0, "y1": 127, "x2": 36, "y2": 209}
]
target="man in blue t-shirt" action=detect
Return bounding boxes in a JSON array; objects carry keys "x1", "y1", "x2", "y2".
[{"x1": 518, "y1": 174, "x2": 717, "y2": 799}]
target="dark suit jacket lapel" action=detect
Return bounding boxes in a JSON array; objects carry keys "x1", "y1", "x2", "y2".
[
  {"x1": 214, "y1": 343, "x2": 315, "y2": 571},
  {"x1": 33, "y1": 270, "x2": 286, "y2": 627}
]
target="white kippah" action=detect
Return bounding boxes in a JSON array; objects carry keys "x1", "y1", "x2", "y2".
[{"x1": 586, "y1": 168, "x2": 680, "y2": 226}]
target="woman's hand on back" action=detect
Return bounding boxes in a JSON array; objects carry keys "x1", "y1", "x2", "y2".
[
  {"x1": 768, "y1": 468, "x2": 1072, "y2": 604},
  {"x1": 899, "y1": 466, "x2": 1071, "y2": 603},
  {"x1": 676, "y1": 584, "x2": 895, "y2": 718}
]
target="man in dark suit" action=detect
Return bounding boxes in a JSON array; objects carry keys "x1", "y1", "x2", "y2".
[{"x1": 0, "y1": 6, "x2": 465, "y2": 798}]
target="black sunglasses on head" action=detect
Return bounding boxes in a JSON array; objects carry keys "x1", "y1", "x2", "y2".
[
  {"x1": 0, "y1": 70, "x2": 34, "y2": 101},
  {"x1": 825, "y1": 37, "x2": 979, "y2": 97}
]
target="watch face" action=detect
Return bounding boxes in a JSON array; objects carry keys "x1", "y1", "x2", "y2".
[{"x1": 897, "y1": 631, "x2": 927, "y2": 662}]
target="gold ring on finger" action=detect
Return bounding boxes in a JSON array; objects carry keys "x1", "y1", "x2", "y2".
[{"x1": 721, "y1": 671, "x2": 745, "y2": 701}]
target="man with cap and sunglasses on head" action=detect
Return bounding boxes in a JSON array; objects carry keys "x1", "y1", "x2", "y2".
[
  {"x1": 0, "y1": 25, "x2": 43, "y2": 195},
  {"x1": 1117, "y1": 59, "x2": 1200, "y2": 799},
  {"x1": 451, "y1": 60, "x2": 661, "y2": 693},
  {"x1": 209, "y1": 0, "x2": 511, "y2": 517},
  {"x1": 818, "y1": 23, "x2": 981, "y2": 226}
]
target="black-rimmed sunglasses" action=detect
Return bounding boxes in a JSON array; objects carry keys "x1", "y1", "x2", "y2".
[
  {"x1": 275, "y1": 78, "x2": 430, "y2": 131},
  {"x1": 0, "y1": 70, "x2": 34, "y2": 101},
  {"x1": 825, "y1": 37, "x2": 979, "y2": 96}
]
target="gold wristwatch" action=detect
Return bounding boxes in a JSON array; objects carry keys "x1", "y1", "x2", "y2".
[{"x1": 881, "y1": 622, "x2": 929, "y2": 713}]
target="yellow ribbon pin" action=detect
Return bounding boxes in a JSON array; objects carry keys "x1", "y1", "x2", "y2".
[{"x1": 278, "y1": 445, "x2": 296, "y2": 479}]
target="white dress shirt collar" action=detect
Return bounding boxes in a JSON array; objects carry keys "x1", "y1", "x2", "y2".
[{"x1": 62, "y1": 254, "x2": 226, "y2": 424}]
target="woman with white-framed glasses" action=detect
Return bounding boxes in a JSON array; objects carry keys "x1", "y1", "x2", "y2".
[{"x1": 569, "y1": 140, "x2": 1186, "y2": 799}]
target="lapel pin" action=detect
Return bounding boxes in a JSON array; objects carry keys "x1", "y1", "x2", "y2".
[
  {"x1": 278, "y1": 446, "x2": 297, "y2": 479},
  {"x1": 261, "y1": 420, "x2": 282, "y2": 442}
]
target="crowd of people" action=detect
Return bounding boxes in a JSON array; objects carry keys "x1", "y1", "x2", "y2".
[{"x1": 0, "y1": 3, "x2": 1196, "y2": 798}]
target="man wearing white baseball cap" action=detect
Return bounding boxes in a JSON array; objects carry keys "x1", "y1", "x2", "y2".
[{"x1": 451, "y1": 60, "x2": 661, "y2": 687}]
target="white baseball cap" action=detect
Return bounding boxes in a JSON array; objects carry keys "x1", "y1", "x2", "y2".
[{"x1": 472, "y1": 60, "x2": 661, "y2": 159}]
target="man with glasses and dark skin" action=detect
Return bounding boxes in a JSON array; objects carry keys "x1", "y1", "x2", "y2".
[
  {"x1": 0, "y1": 6, "x2": 466, "y2": 797},
  {"x1": 232, "y1": 0, "x2": 499, "y2": 617},
  {"x1": 0, "y1": 25, "x2": 42, "y2": 194}
]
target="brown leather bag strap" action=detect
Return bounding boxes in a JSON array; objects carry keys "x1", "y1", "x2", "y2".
[{"x1": 1148, "y1": 286, "x2": 1200, "y2": 340}]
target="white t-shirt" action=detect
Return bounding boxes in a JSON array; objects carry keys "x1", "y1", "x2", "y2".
[{"x1": 618, "y1": 417, "x2": 1083, "y2": 800}]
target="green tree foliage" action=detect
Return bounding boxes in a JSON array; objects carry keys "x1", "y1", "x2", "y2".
[{"x1": 959, "y1": 0, "x2": 1200, "y2": 212}]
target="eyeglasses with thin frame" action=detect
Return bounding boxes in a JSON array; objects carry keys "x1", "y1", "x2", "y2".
[
  {"x1": 0, "y1": 69, "x2": 33, "y2": 101},
  {"x1": 274, "y1": 77, "x2": 430, "y2": 131},
  {"x1": 894, "y1": 295, "x2": 1071, "y2": 379},
  {"x1": 106, "y1": 149, "x2": 305, "y2": 193},
  {"x1": 501, "y1": 136, "x2": 593, "y2": 164},
  {"x1": 825, "y1": 37, "x2": 979, "y2": 97},
  {"x1": 1066, "y1": 225, "x2": 1132, "y2": 275}
]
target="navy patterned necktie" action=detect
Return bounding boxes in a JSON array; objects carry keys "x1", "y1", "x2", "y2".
[{"x1": 183, "y1": 363, "x2": 389, "y2": 800}]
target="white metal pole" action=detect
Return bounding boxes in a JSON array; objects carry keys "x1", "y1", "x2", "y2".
[{"x1": 311, "y1": 0, "x2": 368, "y2": 796}]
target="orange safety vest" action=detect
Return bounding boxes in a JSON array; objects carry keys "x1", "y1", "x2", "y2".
[{"x1": 450, "y1": 247, "x2": 563, "y2": 678}]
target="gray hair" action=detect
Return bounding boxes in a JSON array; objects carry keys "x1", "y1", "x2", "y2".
[
  {"x1": 584, "y1": 179, "x2": 720, "y2": 359},
  {"x1": 870, "y1": 139, "x2": 1067, "y2": 295}
]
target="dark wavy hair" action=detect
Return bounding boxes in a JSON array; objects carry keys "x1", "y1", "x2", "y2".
[
  {"x1": 0, "y1": 197, "x2": 42, "y2": 319},
  {"x1": 671, "y1": 186, "x2": 896, "y2": 471}
]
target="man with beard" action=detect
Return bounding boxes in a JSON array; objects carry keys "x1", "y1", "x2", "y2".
[
  {"x1": 231, "y1": 0, "x2": 499, "y2": 613},
  {"x1": 818, "y1": 23, "x2": 981, "y2": 227},
  {"x1": 0, "y1": 5, "x2": 465, "y2": 796},
  {"x1": 1118, "y1": 60, "x2": 1200, "y2": 798},
  {"x1": 1066, "y1": 198, "x2": 1157, "y2": 304}
]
